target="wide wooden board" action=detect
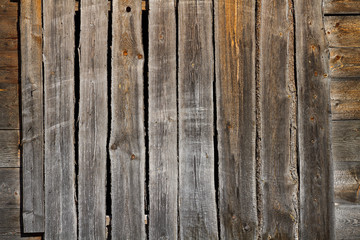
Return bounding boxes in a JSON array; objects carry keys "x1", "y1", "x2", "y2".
[
  {"x1": 330, "y1": 48, "x2": 360, "y2": 78},
  {"x1": 332, "y1": 120, "x2": 360, "y2": 162},
  {"x1": 331, "y1": 79, "x2": 360, "y2": 120},
  {"x1": 334, "y1": 161, "x2": 360, "y2": 204},
  {"x1": 324, "y1": 0, "x2": 360, "y2": 14},
  {"x1": 335, "y1": 204, "x2": 360, "y2": 239},
  {"x1": 325, "y1": 16, "x2": 360, "y2": 48}
]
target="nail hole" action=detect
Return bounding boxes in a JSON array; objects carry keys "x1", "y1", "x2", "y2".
[{"x1": 126, "y1": 6, "x2": 131, "y2": 12}]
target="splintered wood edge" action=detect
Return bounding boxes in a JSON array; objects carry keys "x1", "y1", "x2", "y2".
[{"x1": 74, "y1": 1, "x2": 147, "y2": 11}]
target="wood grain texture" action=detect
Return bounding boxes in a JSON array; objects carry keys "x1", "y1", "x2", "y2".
[
  {"x1": 331, "y1": 79, "x2": 360, "y2": 120},
  {"x1": 78, "y1": 0, "x2": 108, "y2": 239},
  {"x1": 214, "y1": 0, "x2": 257, "y2": 239},
  {"x1": 330, "y1": 48, "x2": 360, "y2": 78},
  {"x1": 20, "y1": 0, "x2": 44, "y2": 232},
  {"x1": 0, "y1": 16, "x2": 18, "y2": 39},
  {"x1": 0, "y1": 83, "x2": 19, "y2": 129},
  {"x1": 334, "y1": 162, "x2": 360, "y2": 204},
  {"x1": 0, "y1": 68, "x2": 18, "y2": 84},
  {"x1": 324, "y1": 0, "x2": 360, "y2": 14},
  {"x1": 335, "y1": 204, "x2": 360, "y2": 239},
  {"x1": 332, "y1": 120, "x2": 360, "y2": 162},
  {"x1": 0, "y1": 39, "x2": 17, "y2": 52},
  {"x1": 0, "y1": 130, "x2": 19, "y2": 167},
  {"x1": 258, "y1": 0, "x2": 298, "y2": 238},
  {"x1": 43, "y1": 0, "x2": 77, "y2": 238},
  {"x1": 110, "y1": 0, "x2": 145, "y2": 238},
  {"x1": 148, "y1": 0, "x2": 178, "y2": 239},
  {"x1": 0, "y1": 51, "x2": 18, "y2": 69},
  {"x1": 295, "y1": 0, "x2": 334, "y2": 238},
  {"x1": 0, "y1": 168, "x2": 20, "y2": 208},
  {"x1": 325, "y1": 16, "x2": 360, "y2": 48},
  {"x1": 178, "y1": 0, "x2": 218, "y2": 238}
]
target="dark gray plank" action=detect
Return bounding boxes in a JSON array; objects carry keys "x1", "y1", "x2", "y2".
[
  {"x1": 178, "y1": 0, "x2": 218, "y2": 238},
  {"x1": 0, "y1": 168, "x2": 20, "y2": 208},
  {"x1": 295, "y1": 0, "x2": 335, "y2": 238},
  {"x1": 214, "y1": 0, "x2": 257, "y2": 239},
  {"x1": 110, "y1": 0, "x2": 145, "y2": 238},
  {"x1": 43, "y1": 0, "x2": 77, "y2": 238},
  {"x1": 324, "y1": 0, "x2": 360, "y2": 14},
  {"x1": 78, "y1": 0, "x2": 108, "y2": 239},
  {"x1": 0, "y1": 130, "x2": 19, "y2": 167},
  {"x1": 148, "y1": 0, "x2": 177, "y2": 239},
  {"x1": 0, "y1": 83, "x2": 19, "y2": 129},
  {"x1": 334, "y1": 162, "x2": 360, "y2": 204},
  {"x1": 20, "y1": 0, "x2": 44, "y2": 232},
  {"x1": 335, "y1": 204, "x2": 360, "y2": 239},
  {"x1": 325, "y1": 16, "x2": 360, "y2": 48},
  {"x1": 330, "y1": 48, "x2": 360, "y2": 78},
  {"x1": 331, "y1": 79, "x2": 360, "y2": 120},
  {"x1": 258, "y1": 0, "x2": 298, "y2": 238},
  {"x1": 332, "y1": 120, "x2": 360, "y2": 162}
]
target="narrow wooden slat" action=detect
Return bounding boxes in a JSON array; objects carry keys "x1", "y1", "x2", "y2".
[
  {"x1": 324, "y1": 0, "x2": 360, "y2": 14},
  {"x1": 0, "y1": 168, "x2": 20, "y2": 208},
  {"x1": 0, "y1": 83, "x2": 19, "y2": 129},
  {"x1": 214, "y1": 1, "x2": 257, "y2": 239},
  {"x1": 325, "y1": 16, "x2": 360, "y2": 48},
  {"x1": 148, "y1": 0, "x2": 177, "y2": 239},
  {"x1": 20, "y1": 0, "x2": 44, "y2": 232},
  {"x1": 330, "y1": 48, "x2": 360, "y2": 78},
  {"x1": 78, "y1": 0, "x2": 108, "y2": 239},
  {"x1": 258, "y1": 0, "x2": 298, "y2": 238},
  {"x1": 43, "y1": 0, "x2": 77, "y2": 238},
  {"x1": 295, "y1": 0, "x2": 334, "y2": 238},
  {"x1": 178, "y1": 0, "x2": 218, "y2": 238},
  {"x1": 110, "y1": 0, "x2": 145, "y2": 238},
  {"x1": 331, "y1": 79, "x2": 360, "y2": 120},
  {"x1": 332, "y1": 120, "x2": 360, "y2": 162},
  {"x1": 334, "y1": 162, "x2": 360, "y2": 204},
  {"x1": 335, "y1": 204, "x2": 360, "y2": 239},
  {"x1": 0, "y1": 130, "x2": 19, "y2": 167}
]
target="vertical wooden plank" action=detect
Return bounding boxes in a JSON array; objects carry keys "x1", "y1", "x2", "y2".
[
  {"x1": 43, "y1": 0, "x2": 77, "y2": 238},
  {"x1": 258, "y1": 0, "x2": 298, "y2": 238},
  {"x1": 20, "y1": 0, "x2": 44, "y2": 233},
  {"x1": 78, "y1": 0, "x2": 108, "y2": 239},
  {"x1": 295, "y1": 0, "x2": 335, "y2": 238},
  {"x1": 148, "y1": 0, "x2": 177, "y2": 239},
  {"x1": 214, "y1": 0, "x2": 257, "y2": 239},
  {"x1": 178, "y1": 0, "x2": 218, "y2": 238},
  {"x1": 110, "y1": 0, "x2": 145, "y2": 238}
]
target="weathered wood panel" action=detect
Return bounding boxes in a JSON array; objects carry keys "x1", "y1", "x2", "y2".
[
  {"x1": 0, "y1": 16, "x2": 18, "y2": 39},
  {"x1": 325, "y1": 16, "x2": 360, "y2": 48},
  {"x1": 295, "y1": 0, "x2": 334, "y2": 238},
  {"x1": 178, "y1": 0, "x2": 218, "y2": 238},
  {"x1": 0, "y1": 68, "x2": 18, "y2": 84},
  {"x1": 324, "y1": 0, "x2": 360, "y2": 14},
  {"x1": 0, "y1": 39, "x2": 17, "y2": 52},
  {"x1": 78, "y1": 0, "x2": 108, "y2": 239},
  {"x1": 110, "y1": 0, "x2": 145, "y2": 238},
  {"x1": 0, "y1": 51, "x2": 17, "y2": 69},
  {"x1": 334, "y1": 162, "x2": 360, "y2": 204},
  {"x1": 330, "y1": 48, "x2": 360, "y2": 78},
  {"x1": 335, "y1": 204, "x2": 360, "y2": 239},
  {"x1": 258, "y1": 0, "x2": 298, "y2": 238},
  {"x1": 0, "y1": 130, "x2": 19, "y2": 167},
  {"x1": 0, "y1": 83, "x2": 19, "y2": 129},
  {"x1": 331, "y1": 79, "x2": 360, "y2": 120},
  {"x1": 0, "y1": 168, "x2": 20, "y2": 208},
  {"x1": 20, "y1": 0, "x2": 44, "y2": 232},
  {"x1": 332, "y1": 120, "x2": 360, "y2": 162},
  {"x1": 0, "y1": 0, "x2": 17, "y2": 16},
  {"x1": 214, "y1": 0, "x2": 257, "y2": 239},
  {"x1": 148, "y1": 0, "x2": 177, "y2": 239},
  {"x1": 43, "y1": 0, "x2": 77, "y2": 238}
]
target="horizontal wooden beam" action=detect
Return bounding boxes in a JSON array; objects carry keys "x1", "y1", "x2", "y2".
[
  {"x1": 325, "y1": 16, "x2": 360, "y2": 48},
  {"x1": 74, "y1": 1, "x2": 147, "y2": 11}
]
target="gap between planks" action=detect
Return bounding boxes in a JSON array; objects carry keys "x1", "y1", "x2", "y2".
[{"x1": 74, "y1": 1, "x2": 147, "y2": 11}]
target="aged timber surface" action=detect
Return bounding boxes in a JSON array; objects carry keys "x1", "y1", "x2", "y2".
[
  {"x1": 295, "y1": 0, "x2": 334, "y2": 238},
  {"x1": 332, "y1": 120, "x2": 360, "y2": 162},
  {"x1": 215, "y1": 0, "x2": 257, "y2": 239},
  {"x1": 43, "y1": 0, "x2": 77, "y2": 238},
  {"x1": 334, "y1": 161, "x2": 360, "y2": 204},
  {"x1": 325, "y1": 16, "x2": 360, "y2": 48},
  {"x1": 0, "y1": 130, "x2": 19, "y2": 167},
  {"x1": 0, "y1": 168, "x2": 20, "y2": 208},
  {"x1": 148, "y1": 0, "x2": 178, "y2": 239},
  {"x1": 335, "y1": 204, "x2": 360, "y2": 239},
  {"x1": 324, "y1": 0, "x2": 360, "y2": 14},
  {"x1": 0, "y1": 83, "x2": 19, "y2": 129},
  {"x1": 110, "y1": 0, "x2": 145, "y2": 238},
  {"x1": 330, "y1": 48, "x2": 360, "y2": 78},
  {"x1": 331, "y1": 79, "x2": 360, "y2": 120}
]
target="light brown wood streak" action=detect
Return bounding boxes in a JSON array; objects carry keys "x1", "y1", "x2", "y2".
[
  {"x1": 330, "y1": 48, "x2": 360, "y2": 78},
  {"x1": 325, "y1": 16, "x2": 360, "y2": 48},
  {"x1": 324, "y1": 0, "x2": 360, "y2": 14}
]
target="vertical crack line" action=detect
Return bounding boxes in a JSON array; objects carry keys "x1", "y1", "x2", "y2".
[
  {"x1": 175, "y1": 0, "x2": 180, "y2": 238},
  {"x1": 41, "y1": 0, "x2": 46, "y2": 229}
]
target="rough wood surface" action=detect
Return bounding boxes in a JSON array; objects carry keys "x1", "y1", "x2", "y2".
[
  {"x1": 0, "y1": 39, "x2": 17, "y2": 52},
  {"x1": 330, "y1": 48, "x2": 360, "y2": 78},
  {"x1": 325, "y1": 16, "x2": 360, "y2": 48},
  {"x1": 324, "y1": 0, "x2": 360, "y2": 14},
  {"x1": 43, "y1": 0, "x2": 77, "y2": 238},
  {"x1": 0, "y1": 168, "x2": 20, "y2": 208},
  {"x1": 110, "y1": 0, "x2": 145, "y2": 238},
  {"x1": 0, "y1": 16, "x2": 18, "y2": 39},
  {"x1": 0, "y1": 130, "x2": 19, "y2": 167},
  {"x1": 178, "y1": 0, "x2": 218, "y2": 238},
  {"x1": 331, "y1": 79, "x2": 360, "y2": 120},
  {"x1": 335, "y1": 204, "x2": 360, "y2": 239},
  {"x1": 148, "y1": 0, "x2": 178, "y2": 239},
  {"x1": 78, "y1": 0, "x2": 108, "y2": 239},
  {"x1": 0, "y1": 83, "x2": 19, "y2": 129},
  {"x1": 334, "y1": 162, "x2": 360, "y2": 204},
  {"x1": 20, "y1": 0, "x2": 44, "y2": 232},
  {"x1": 0, "y1": 51, "x2": 18, "y2": 69},
  {"x1": 295, "y1": 0, "x2": 334, "y2": 238},
  {"x1": 214, "y1": 0, "x2": 257, "y2": 239}
]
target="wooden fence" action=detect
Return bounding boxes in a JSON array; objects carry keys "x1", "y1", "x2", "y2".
[{"x1": 19, "y1": 0, "x2": 340, "y2": 239}]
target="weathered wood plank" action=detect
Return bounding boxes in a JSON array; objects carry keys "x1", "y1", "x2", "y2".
[
  {"x1": 20, "y1": 0, "x2": 44, "y2": 232},
  {"x1": 78, "y1": 0, "x2": 108, "y2": 239},
  {"x1": 258, "y1": 0, "x2": 298, "y2": 238},
  {"x1": 324, "y1": 0, "x2": 360, "y2": 14},
  {"x1": 325, "y1": 16, "x2": 360, "y2": 48},
  {"x1": 334, "y1": 162, "x2": 360, "y2": 204},
  {"x1": 43, "y1": 0, "x2": 77, "y2": 238},
  {"x1": 214, "y1": 0, "x2": 257, "y2": 239},
  {"x1": 0, "y1": 16, "x2": 17, "y2": 39},
  {"x1": 332, "y1": 120, "x2": 360, "y2": 163},
  {"x1": 148, "y1": 0, "x2": 177, "y2": 239},
  {"x1": 0, "y1": 83, "x2": 19, "y2": 129},
  {"x1": 330, "y1": 48, "x2": 360, "y2": 78},
  {"x1": 0, "y1": 130, "x2": 19, "y2": 167},
  {"x1": 331, "y1": 79, "x2": 360, "y2": 120},
  {"x1": 0, "y1": 51, "x2": 17, "y2": 69},
  {"x1": 0, "y1": 0, "x2": 18, "y2": 16},
  {"x1": 110, "y1": 0, "x2": 145, "y2": 239},
  {"x1": 0, "y1": 168, "x2": 20, "y2": 208},
  {"x1": 295, "y1": 0, "x2": 335, "y2": 238},
  {"x1": 335, "y1": 204, "x2": 360, "y2": 239},
  {"x1": 178, "y1": 0, "x2": 218, "y2": 238},
  {"x1": 0, "y1": 39, "x2": 17, "y2": 52},
  {"x1": 0, "y1": 68, "x2": 18, "y2": 84}
]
